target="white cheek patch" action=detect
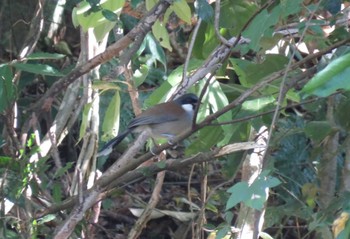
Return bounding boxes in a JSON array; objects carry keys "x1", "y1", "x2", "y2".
[{"x1": 181, "y1": 103, "x2": 194, "y2": 113}]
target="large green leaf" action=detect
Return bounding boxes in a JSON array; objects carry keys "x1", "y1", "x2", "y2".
[
  {"x1": 172, "y1": 0, "x2": 191, "y2": 24},
  {"x1": 300, "y1": 53, "x2": 350, "y2": 98},
  {"x1": 152, "y1": 20, "x2": 172, "y2": 51},
  {"x1": 219, "y1": 0, "x2": 257, "y2": 32},
  {"x1": 242, "y1": 0, "x2": 303, "y2": 52},
  {"x1": 193, "y1": 22, "x2": 219, "y2": 59},
  {"x1": 12, "y1": 63, "x2": 65, "y2": 76},
  {"x1": 246, "y1": 172, "x2": 281, "y2": 210},
  {"x1": 206, "y1": 81, "x2": 234, "y2": 146},
  {"x1": 230, "y1": 54, "x2": 289, "y2": 86},
  {"x1": 226, "y1": 171, "x2": 281, "y2": 211},
  {"x1": 226, "y1": 181, "x2": 250, "y2": 210},
  {"x1": 144, "y1": 33, "x2": 167, "y2": 69},
  {"x1": 242, "y1": 9, "x2": 279, "y2": 52},
  {"x1": 73, "y1": 0, "x2": 125, "y2": 39},
  {"x1": 185, "y1": 126, "x2": 224, "y2": 155},
  {"x1": 304, "y1": 121, "x2": 333, "y2": 143}
]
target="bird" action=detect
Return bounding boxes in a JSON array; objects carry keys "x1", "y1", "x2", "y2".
[{"x1": 98, "y1": 93, "x2": 199, "y2": 156}]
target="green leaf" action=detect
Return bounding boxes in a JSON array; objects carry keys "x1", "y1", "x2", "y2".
[
  {"x1": 335, "y1": 95, "x2": 350, "y2": 131},
  {"x1": 73, "y1": 0, "x2": 125, "y2": 32},
  {"x1": 26, "y1": 52, "x2": 66, "y2": 60},
  {"x1": 230, "y1": 55, "x2": 289, "y2": 86},
  {"x1": 226, "y1": 171, "x2": 281, "y2": 211},
  {"x1": 193, "y1": 22, "x2": 219, "y2": 59},
  {"x1": 152, "y1": 20, "x2": 172, "y2": 51},
  {"x1": 93, "y1": 20, "x2": 117, "y2": 42},
  {"x1": 219, "y1": 0, "x2": 257, "y2": 31},
  {"x1": 300, "y1": 53, "x2": 350, "y2": 98},
  {"x1": 144, "y1": 34, "x2": 167, "y2": 69},
  {"x1": 53, "y1": 41, "x2": 72, "y2": 55},
  {"x1": 185, "y1": 126, "x2": 223, "y2": 155},
  {"x1": 133, "y1": 64, "x2": 149, "y2": 87},
  {"x1": 241, "y1": 96, "x2": 275, "y2": 112},
  {"x1": 324, "y1": 0, "x2": 341, "y2": 15},
  {"x1": 131, "y1": 0, "x2": 142, "y2": 8},
  {"x1": 52, "y1": 182, "x2": 63, "y2": 203},
  {"x1": 102, "y1": 9, "x2": 119, "y2": 21},
  {"x1": 205, "y1": 202, "x2": 219, "y2": 213},
  {"x1": 0, "y1": 64, "x2": 15, "y2": 112},
  {"x1": 304, "y1": 121, "x2": 333, "y2": 142},
  {"x1": 37, "y1": 214, "x2": 56, "y2": 225},
  {"x1": 206, "y1": 81, "x2": 234, "y2": 146},
  {"x1": 92, "y1": 81, "x2": 121, "y2": 91},
  {"x1": 102, "y1": 91, "x2": 121, "y2": 138},
  {"x1": 87, "y1": 0, "x2": 100, "y2": 7},
  {"x1": 196, "y1": 0, "x2": 213, "y2": 22},
  {"x1": 145, "y1": 0, "x2": 157, "y2": 10},
  {"x1": 79, "y1": 102, "x2": 93, "y2": 142},
  {"x1": 242, "y1": 9, "x2": 279, "y2": 52},
  {"x1": 247, "y1": 172, "x2": 281, "y2": 210},
  {"x1": 172, "y1": 0, "x2": 191, "y2": 24},
  {"x1": 226, "y1": 182, "x2": 250, "y2": 210},
  {"x1": 54, "y1": 162, "x2": 74, "y2": 178},
  {"x1": 12, "y1": 63, "x2": 65, "y2": 76},
  {"x1": 280, "y1": 0, "x2": 303, "y2": 17},
  {"x1": 215, "y1": 225, "x2": 231, "y2": 239}
]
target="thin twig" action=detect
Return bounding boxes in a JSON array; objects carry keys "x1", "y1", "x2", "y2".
[
  {"x1": 214, "y1": 0, "x2": 231, "y2": 46},
  {"x1": 177, "y1": 18, "x2": 202, "y2": 99},
  {"x1": 262, "y1": 0, "x2": 322, "y2": 168}
]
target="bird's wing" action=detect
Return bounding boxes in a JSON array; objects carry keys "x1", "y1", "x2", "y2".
[
  {"x1": 128, "y1": 102, "x2": 182, "y2": 128},
  {"x1": 128, "y1": 114, "x2": 178, "y2": 128}
]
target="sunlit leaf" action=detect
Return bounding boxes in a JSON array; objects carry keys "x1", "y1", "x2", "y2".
[
  {"x1": 300, "y1": 53, "x2": 350, "y2": 98},
  {"x1": 133, "y1": 64, "x2": 149, "y2": 87},
  {"x1": 145, "y1": 0, "x2": 157, "y2": 10},
  {"x1": 73, "y1": 0, "x2": 125, "y2": 34},
  {"x1": 152, "y1": 20, "x2": 172, "y2": 51},
  {"x1": 144, "y1": 34, "x2": 167, "y2": 68}
]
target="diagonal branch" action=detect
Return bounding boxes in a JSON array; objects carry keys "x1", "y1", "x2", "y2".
[{"x1": 30, "y1": 0, "x2": 173, "y2": 114}]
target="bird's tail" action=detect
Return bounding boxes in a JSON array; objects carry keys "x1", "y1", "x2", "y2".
[{"x1": 97, "y1": 130, "x2": 131, "y2": 157}]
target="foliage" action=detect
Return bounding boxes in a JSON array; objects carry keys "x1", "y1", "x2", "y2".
[{"x1": 1, "y1": 0, "x2": 350, "y2": 238}]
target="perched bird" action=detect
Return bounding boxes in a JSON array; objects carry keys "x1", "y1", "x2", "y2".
[{"x1": 98, "y1": 93, "x2": 198, "y2": 156}]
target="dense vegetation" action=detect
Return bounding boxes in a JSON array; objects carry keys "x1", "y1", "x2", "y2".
[{"x1": 1, "y1": 0, "x2": 350, "y2": 238}]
